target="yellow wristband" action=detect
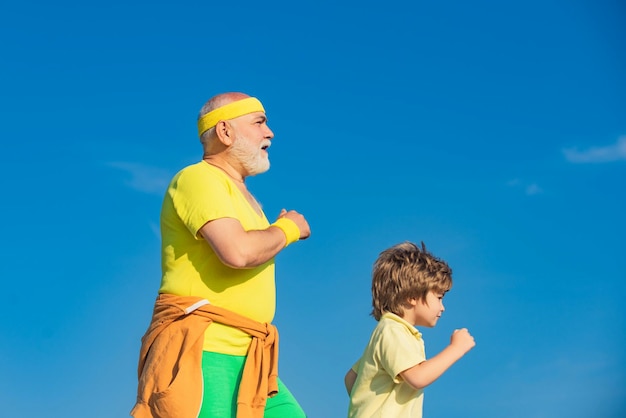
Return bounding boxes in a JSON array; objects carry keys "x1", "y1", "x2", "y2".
[{"x1": 271, "y1": 218, "x2": 300, "y2": 247}]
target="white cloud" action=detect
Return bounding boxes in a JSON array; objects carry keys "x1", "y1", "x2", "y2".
[
  {"x1": 149, "y1": 221, "x2": 160, "y2": 240},
  {"x1": 563, "y1": 135, "x2": 626, "y2": 163},
  {"x1": 107, "y1": 161, "x2": 172, "y2": 195},
  {"x1": 525, "y1": 183, "x2": 542, "y2": 195},
  {"x1": 507, "y1": 178, "x2": 543, "y2": 196}
]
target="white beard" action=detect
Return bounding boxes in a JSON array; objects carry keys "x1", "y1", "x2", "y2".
[{"x1": 230, "y1": 132, "x2": 270, "y2": 176}]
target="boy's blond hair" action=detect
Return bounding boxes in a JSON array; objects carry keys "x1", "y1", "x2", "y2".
[{"x1": 371, "y1": 241, "x2": 452, "y2": 321}]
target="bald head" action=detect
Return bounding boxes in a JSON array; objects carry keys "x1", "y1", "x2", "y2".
[
  {"x1": 199, "y1": 92, "x2": 251, "y2": 117},
  {"x1": 198, "y1": 92, "x2": 261, "y2": 148}
]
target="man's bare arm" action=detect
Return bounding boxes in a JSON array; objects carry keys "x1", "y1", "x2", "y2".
[{"x1": 199, "y1": 209, "x2": 310, "y2": 268}]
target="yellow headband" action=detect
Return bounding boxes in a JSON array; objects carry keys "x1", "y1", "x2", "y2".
[{"x1": 197, "y1": 97, "x2": 265, "y2": 137}]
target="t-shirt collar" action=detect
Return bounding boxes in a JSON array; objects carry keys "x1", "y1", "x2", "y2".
[{"x1": 381, "y1": 312, "x2": 422, "y2": 338}]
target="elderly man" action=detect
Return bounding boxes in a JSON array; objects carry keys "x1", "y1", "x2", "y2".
[{"x1": 131, "y1": 92, "x2": 310, "y2": 418}]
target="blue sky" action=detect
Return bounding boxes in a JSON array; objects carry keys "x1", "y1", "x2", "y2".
[{"x1": 1, "y1": 0, "x2": 624, "y2": 417}]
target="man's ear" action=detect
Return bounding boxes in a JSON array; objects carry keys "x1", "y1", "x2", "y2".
[{"x1": 215, "y1": 120, "x2": 234, "y2": 146}]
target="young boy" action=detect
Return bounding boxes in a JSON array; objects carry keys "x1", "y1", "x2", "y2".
[{"x1": 345, "y1": 241, "x2": 475, "y2": 417}]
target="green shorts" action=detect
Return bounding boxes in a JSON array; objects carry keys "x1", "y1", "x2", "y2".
[{"x1": 199, "y1": 351, "x2": 306, "y2": 418}]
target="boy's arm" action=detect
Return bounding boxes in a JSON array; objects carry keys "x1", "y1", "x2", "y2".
[
  {"x1": 344, "y1": 369, "x2": 358, "y2": 395},
  {"x1": 400, "y1": 328, "x2": 475, "y2": 390}
]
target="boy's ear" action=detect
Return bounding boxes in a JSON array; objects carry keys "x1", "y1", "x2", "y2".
[{"x1": 407, "y1": 298, "x2": 418, "y2": 307}]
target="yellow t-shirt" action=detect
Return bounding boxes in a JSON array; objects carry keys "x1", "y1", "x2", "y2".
[
  {"x1": 159, "y1": 161, "x2": 275, "y2": 355},
  {"x1": 349, "y1": 313, "x2": 426, "y2": 418}
]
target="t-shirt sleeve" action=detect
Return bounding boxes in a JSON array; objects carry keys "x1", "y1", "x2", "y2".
[
  {"x1": 170, "y1": 167, "x2": 238, "y2": 238},
  {"x1": 378, "y1": 324, "x2": 426, "y2": 383}
]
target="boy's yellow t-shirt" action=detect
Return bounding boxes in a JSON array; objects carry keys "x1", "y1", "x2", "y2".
[
  {"x1": 349, "y1": 313, "x2": 426, "y2": 417},
  {"x1": 159, "y1": 161, "x2": 275, "y2": 355}
]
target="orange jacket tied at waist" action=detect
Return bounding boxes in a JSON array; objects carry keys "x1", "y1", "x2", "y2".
[{"x1": 130, "y1": 293, "x2": 279, "y2": 418}]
